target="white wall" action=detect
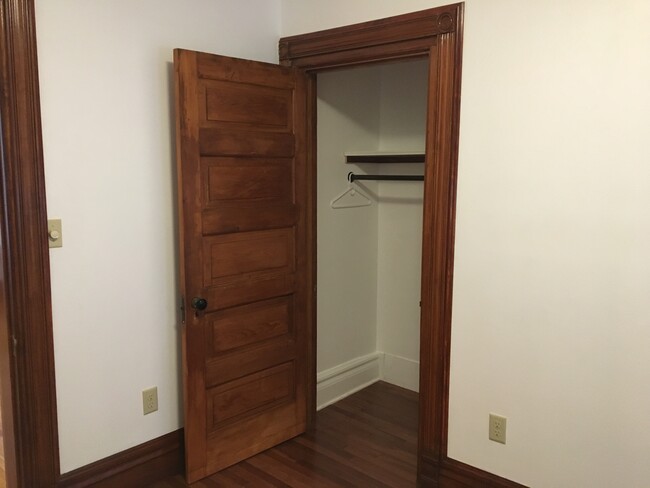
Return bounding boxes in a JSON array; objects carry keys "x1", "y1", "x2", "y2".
[
  {"x1": 316, "y1": 66, "x2": 381, "y2": 375},
  {"x1": 376, "y1": 60, "x2": 427, "y2": 392},
  {"x1": 35, "y1": 0, "x2": 281, "y2": 473},
  {"x1": 284, "y1": 1, "x2": 650, "y2": 487},
  {"x1": 282, "y1": 0, "x2": 444, "y2": 37},
  {"x1": 377, "y1": 61, "x2": 428, "y2": 154}
]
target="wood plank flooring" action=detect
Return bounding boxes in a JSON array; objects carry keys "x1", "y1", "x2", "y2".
[{"x1": 150, "y1": 381, "x2": 418, "y2": 487}]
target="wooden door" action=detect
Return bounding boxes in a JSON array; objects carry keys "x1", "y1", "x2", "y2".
[{"x1": 174, "y1": 49, "x2": 309, "y2": 483}]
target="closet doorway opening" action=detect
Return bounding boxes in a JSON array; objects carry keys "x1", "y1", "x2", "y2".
[
  {"x1": 314, "y1": 58, "x2": 428, "y2": 483},
  {"x1": 315, "y1": 59, "x2": 427, "y2": 405},
  {"x1": 280, "y1": 4, "x2": 463, "y2": 483}
]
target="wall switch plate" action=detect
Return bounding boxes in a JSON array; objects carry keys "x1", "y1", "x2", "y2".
[
  {"x1": 142, "y1": 387, "x2": 158, "y2": 415},
  {"x1": 47, "y1": 219, "x2": 62, "y2": 248},
  {"x1": 489, "y1": 413, "x2": 507, "y2": 444}
]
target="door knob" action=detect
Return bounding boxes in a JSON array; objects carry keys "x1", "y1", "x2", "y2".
[{"x1": 191, "y1": 297, "x2": 208, "y2": 311}]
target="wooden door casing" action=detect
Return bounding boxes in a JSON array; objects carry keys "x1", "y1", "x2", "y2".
[
  {"x1": 0, "y1": 1, "x2": 59, "y2": 486},
  {"x1": 174, "y1": 50, "x2": 309, "y2": 483}
]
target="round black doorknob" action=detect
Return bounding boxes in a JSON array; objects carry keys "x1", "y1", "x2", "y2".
[{"x1": 191, "y1": 297, "x2": 208, "y2": 311}]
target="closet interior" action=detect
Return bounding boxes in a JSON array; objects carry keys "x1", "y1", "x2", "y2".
[{"x1": 316, "y1": 58, "x2": 429, "y2": 409}]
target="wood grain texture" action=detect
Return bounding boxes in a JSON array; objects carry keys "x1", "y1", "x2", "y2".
[
  {"x1": 199, "y1": 129, "x2": 295, "y2": 158},
  {"x1": 207, "y1": 296, "x2": 292, "y2": 354},
  {"x1": 203, "y1": 228, "x2": 294, "y2": 283},
  {"x1": 305, "y1": 73, "x2": 317, "y2": 430},
  {"x1": 346, "y1": 154, "x2": 426, "y2": 164},
  {"x1": 279, "y1": 7, "x2": 457, "y2": 69},
  {"x1": 57, "y1": 430, "x2": 184, "y2": 488},
  {"x1": 438, "y1": 458, "x2": 527, "y2": 488},
  {"x1": 206, "y1": 361, "x2": 294, "y2": 428},
  {"x1": 203, "y1": 157, "x2": 293, "y2": 204},
  {"x1": 202, "y1": 80, "x2": 292, "y2": 130},
  {"x1": 417, "y1": 33, "x2": 455, "y2": 467},
  {"x1": 175, "y1": 49, "x2": 309, "y2": 483},
  {"x1": 148, "y1": 382, "x2": 418, "y2": 488},
  {"x1": 202, "y1": 204, "x2": 298, "y2": 236},
  {"x1": 0, "y1": 0, "x2": 59, "y2": 486}
]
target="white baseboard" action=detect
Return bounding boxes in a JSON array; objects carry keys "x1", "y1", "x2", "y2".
[
  {"x1": 316, "y1": 352, "x2": 381, "y2": 410},
  {"x1": 316, "y1": 351, "x2": 420, "y2": 410},
  {"x1": 381, "y1": 352, "x2": 420, "y2": 392}
]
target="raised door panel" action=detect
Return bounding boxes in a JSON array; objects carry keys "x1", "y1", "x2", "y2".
[
  {"x1": 201, "y1": 80, "x2": 293, "y2": 130},
  {"x1": 206, "y1": 297, "x2": 292, "y2": 354},
  {"x1": 206, "y1": 362, "x2": 295, "y2": 429},
  {"x1": 202, "y1": 228, "x2": 295, "y2": 284},
  {"x1": 203, "y1": 157, "x2": 293, "y2": 205}
]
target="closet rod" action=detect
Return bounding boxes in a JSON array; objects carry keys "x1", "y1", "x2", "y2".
[{"x1": 348, "y1": 172, "x2": 424, "y2": 182}]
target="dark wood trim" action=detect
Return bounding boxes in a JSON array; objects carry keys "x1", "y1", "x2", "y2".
[
  {"x1": 418, "y1": 19, "x2": 467, "y2": 469},
  {"x1": 282, "y1": 4, "x2": 526, "y2": 488},
  {"x1": 0, "y1": 0, "x2": 60, "y2": 486},
  {"x1": 57, "y1": 429, "x2": 184, "y2": 488},
  {"x1": 280, "y1": 7, "x2": 456, "y2": 70},
  {"x1": 346, "y1": 153, "x2": 425, "y2": 164},
  {"x1": 420, "y1": 455, "x2": 527, "y2": 487},
  {"x1": 305, "y1": 72, "x2": 318, "y2": 429},
  {"x1": 0, "y1": 116, "x2": 18, "y2": 488},
  {"x1": 440, "y1": 458, "x2": 527, "y2": 488}
]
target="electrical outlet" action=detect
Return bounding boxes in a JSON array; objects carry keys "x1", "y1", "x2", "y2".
[
  {"x1": 142, "y1": 387, "x2": 158, "y2": 415},
  {"x1": 489, "y1": 413, "x2": 507, "y2": 444}
]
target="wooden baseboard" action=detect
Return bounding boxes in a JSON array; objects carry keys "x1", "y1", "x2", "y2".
[
  {"x1": 419, "y1": 453, "x2": 528, "y2": 488},
  {"x1": 57, "y1": 429, "x2": 184, "y2": 487}
]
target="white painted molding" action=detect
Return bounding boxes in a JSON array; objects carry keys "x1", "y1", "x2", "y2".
[
  {"x1": 316, "y1": 351, "x2": 420, "y2": 410},
  {"x1": 316, "y1": 352, "x2": 382, "y2": 410},
  {"x1": 382, "y1": 353, "x2": 420, "y2": 392}
]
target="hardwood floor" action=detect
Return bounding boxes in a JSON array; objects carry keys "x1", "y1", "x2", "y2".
[{"x1": 150, "y1": 381, "x2": 418, "y2": 487}]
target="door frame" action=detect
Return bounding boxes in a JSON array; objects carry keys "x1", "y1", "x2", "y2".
[
  {"x1": 0, "y1": 0, "x2": 60, "y2": 486},
  {"x1": 281, "y1": 5, "x2": 520, "y2": 487}
]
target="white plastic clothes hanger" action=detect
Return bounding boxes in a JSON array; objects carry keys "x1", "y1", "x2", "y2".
[{"x1": 330, "y1": 176, "x2": 372, "y2": 209}]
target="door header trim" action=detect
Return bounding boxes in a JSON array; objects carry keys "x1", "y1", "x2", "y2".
[{"x1": 279, "y1": 4, "x2": 461, "y2": 70}]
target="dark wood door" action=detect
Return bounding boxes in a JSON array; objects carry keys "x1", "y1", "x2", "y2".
[{"x1": 174, "y1": 49, "x2": 309, "y2": 483}]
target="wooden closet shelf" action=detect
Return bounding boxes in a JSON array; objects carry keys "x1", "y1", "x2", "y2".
[{"x1": 345, "y1": 152, "x2": 425, "y2": 164}]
